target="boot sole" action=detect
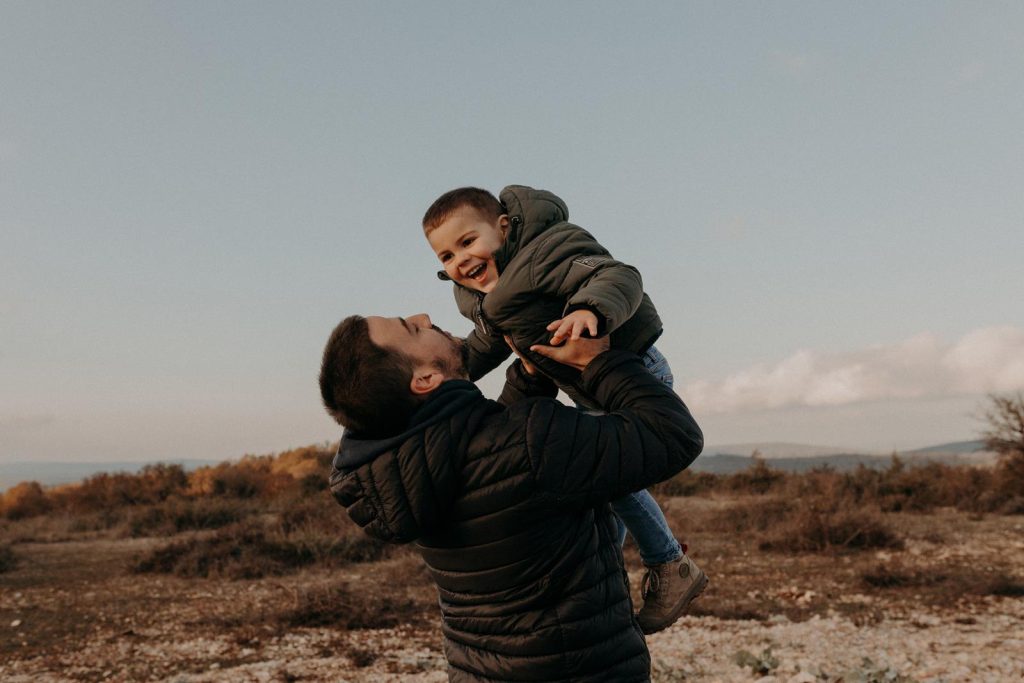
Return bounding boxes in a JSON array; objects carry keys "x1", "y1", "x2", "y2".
[{"x1": 639, "y1": 569, "x2": 708, "y2": 635}]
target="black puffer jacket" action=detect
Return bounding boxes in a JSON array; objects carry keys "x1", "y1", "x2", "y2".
[
  {"x1": 445, "y1": 186, "x2": 663, "y2": 396},
  {"x1": 330, "y1": 350, "x2": 703, "y2": 682}
]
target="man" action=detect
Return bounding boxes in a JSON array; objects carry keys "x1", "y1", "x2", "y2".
[{"x1": 319, "y1": 313, "x2": 703, "y2": 682}]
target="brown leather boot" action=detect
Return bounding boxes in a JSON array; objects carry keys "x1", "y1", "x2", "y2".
[{"x1": 636, "y1": 553, "x2": 708, "y2": 635}]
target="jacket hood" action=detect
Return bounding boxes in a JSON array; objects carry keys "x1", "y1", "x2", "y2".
[
  {"x1": 332, "y1": 380, "x2": 482, "y2": 471},
  {"x1": 493, "y1": 185, "x2": 569, "y2": 272},
  {"x1": 434, "y1": 185, "x2": 569, "y2": 282},
  {"x1": 329, "y1": 380, "x2": 487, "y2": 543}
]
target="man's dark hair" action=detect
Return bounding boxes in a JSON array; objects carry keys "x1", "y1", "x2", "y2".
[
  {"x1": 319, "y1": 315, "x2": 419, "y2": 437},
  {"x1": 422, "y1": 187, "x2": 504, "y2": 234}
]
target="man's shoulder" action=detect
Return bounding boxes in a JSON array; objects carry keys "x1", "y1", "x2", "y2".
[{"x1": 471, "y1": 395, "x2": 579, "y2": 451}]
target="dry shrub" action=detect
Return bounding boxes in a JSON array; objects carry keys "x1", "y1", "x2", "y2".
[
  {"x1": 187, "y1": 459, "x2": 293, "y2": 499},
  {"x1": 133, "y1": 520, "x2": 390, "y2": 579},
  {"x1": 652, "y1": 470, "x2": 720, "y2": 497},
  {"x1": 861, "y1": 563, "x2": 947, "y2": 588},
  {"x1": 271, "y1": 444, "x2": 334, "y2": 480},
  {"x1": 276, "y1": 555, "x2": 434, "y2": 629},
  {"x1": 0, "y1": 543, "x2": 15, "y2": 573},
  {"x1": 759, "y1": 499, "x2": 903, "y2": 553},
  {"x1": 724, "y1": 457, "x2": 787, "y2": 495},
  {"x1": 276, "y1": 491, "x2": 347, "y2": 534},
  {"x1": 126, "y1": 497, "x2": 253, "y2": 537},
  {"x1": 276, "y1": 580, "x2": 425, "y2": 629},
  {"x1": 654, "y1": 455, "x2": 1018, "y2": 517},
  {"x1": 133, "y1": 523, "x2": 312, "y2": 579},
  {"x1": 0, "y1": 481, "x2": 52, "y2": 520},
  {"x1": 54, "y1": 464, "x2": 189, "y2": 513},
  {"x1": 863, "y1": 562, "x2": 1024, "y2": 599},
  {"x1": 705, "y1": 498, "x2": 795, "y2": 534},
  {"x1": 976, "y1": 573, "x2": 1024, "y2": 597}
]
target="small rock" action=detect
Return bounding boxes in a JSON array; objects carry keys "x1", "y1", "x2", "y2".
[
  {"x1": 10, "y1": 620, "x2": 21, "y2": 628},
  {"x1": 788, "y1": 673, "x2": 817, "y2": 683}
]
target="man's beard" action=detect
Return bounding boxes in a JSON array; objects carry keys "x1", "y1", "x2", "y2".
[{"x1": 432, "y1": 325, "x2": 470, "y2": 380}]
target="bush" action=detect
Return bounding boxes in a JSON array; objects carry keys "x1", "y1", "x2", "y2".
[
  {"x1": 133, "y1": 520, "x2": 390, "y2": 579},
  {"x1": 54, "y1": 464, "x2": 189, "y2": 512},
  {"x1": 133, "y1": 523, "x2": 317, "y2": 579},
  {"x1": 0, "y1": 543, "x2": 16, "y2": 573},
  {"x1": 760, "y1": 501, "x2": 903, "y2": 553},
  {"x1": 276, "y1": 580, "x2": 424, "y2": 629},
  {"x1": 706, "y1": 498, "x2": 795, "y2": 533},
  {"x1": 126, "y1": 497, "x2": 252, "y2": 537},
  {"x1": 652, "y1": 470, "x2": 720, "y2": 497},
  {"x1": 861, "y1": 563, "x2": 947, "y2": 588},
  {"x1": 187, "y1": 459, "x2": 294, "y2": 499},
  {"x1": 0, "y1": 481, "x2": 52, "y2": 520},
  {"x1": 724, "y1": 456, "x2": 787, "y2": 495}
]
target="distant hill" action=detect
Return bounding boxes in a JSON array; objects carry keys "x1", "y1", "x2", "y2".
[
  {"x1": 703, "y1": 442, "x2": 867, "y2": 459},
  {"x1": 903, "y1": 440, "x2": 986, "y2": 455},
  {"x1": 691, "y1": 441, "x2": 997, "y2": 475},
  {"x1": 0, "y1": 459, "x2": 222, "y2": 492}
]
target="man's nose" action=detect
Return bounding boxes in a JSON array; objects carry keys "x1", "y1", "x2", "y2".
[{"x1": 408, "y1": 313, "x2": 431, "y2": 329}]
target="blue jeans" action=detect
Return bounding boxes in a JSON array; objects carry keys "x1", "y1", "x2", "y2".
[{"x1": 582, "y1": 345, "x2": 684, "y2": 566}]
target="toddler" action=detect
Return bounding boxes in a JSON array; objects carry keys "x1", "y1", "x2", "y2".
[{"x1": 421, "y1": 185, "x2": 707, "y2": 634}]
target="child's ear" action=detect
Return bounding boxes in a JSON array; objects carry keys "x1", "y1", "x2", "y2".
[
  {"x1": 410, "y1": 367, "x2": 444, "y2": 396},
  {"x1": 498, "y1": 215, "x2": 510, "y2": 238}
]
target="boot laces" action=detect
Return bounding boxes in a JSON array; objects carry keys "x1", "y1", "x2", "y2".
[{"x1": 641, "y1": 567, "x2": 661, "y2": 600}]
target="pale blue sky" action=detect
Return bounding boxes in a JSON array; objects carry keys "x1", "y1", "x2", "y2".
[{"x1": 2, "y1": 1, "x2": 1023, "y2": 463}]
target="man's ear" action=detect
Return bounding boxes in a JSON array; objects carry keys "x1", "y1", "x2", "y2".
[{"x1": 410, "y1": 366, "x2": 445, "y2": 396}]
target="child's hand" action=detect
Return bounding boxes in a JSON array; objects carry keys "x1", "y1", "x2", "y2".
[{"x1": 546, "y1": 310, "x2": 599, "y2": 346}]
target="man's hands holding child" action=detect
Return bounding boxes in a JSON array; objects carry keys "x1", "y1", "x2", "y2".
[
  {"x1": 546, "y1": 310, "x2": 599, "y2": 346},
  {"x1": 504, "y1": 332, "x2": 610, "y2": 373}
]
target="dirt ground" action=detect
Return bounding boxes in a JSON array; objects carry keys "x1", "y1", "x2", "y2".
[{"x1": 2, "y1": 496, "x2": 1022, "y2": 682}]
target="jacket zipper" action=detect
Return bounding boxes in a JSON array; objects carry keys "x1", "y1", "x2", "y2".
[{"x1": 473, "y1": 295, "x2": 496, "y2": 337}]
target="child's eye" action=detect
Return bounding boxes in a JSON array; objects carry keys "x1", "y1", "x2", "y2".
[
  {"x1": 462, "y1": 237, "x2": 475, "y2": 247},
  {"x1": 440, "y1": 253, "x2": 451, "y2": 262}
]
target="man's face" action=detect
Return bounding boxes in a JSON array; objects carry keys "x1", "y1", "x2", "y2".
[
  {"x1": 426, "y1": 206, "x2": 508, "y2": 293},
  {"x1": 366, "y1": 313, "x2": 468, "y2": 380}
]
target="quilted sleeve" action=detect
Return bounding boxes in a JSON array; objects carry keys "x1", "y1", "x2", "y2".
[
  {"x1": 524, "y1": 350, "x2": 703, "y2": 506},
  {"x1": 529, "y1": 226, "x2": 644, "y2": 336}
]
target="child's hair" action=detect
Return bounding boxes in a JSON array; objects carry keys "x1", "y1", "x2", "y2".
[{"x1": 422, "y1": 187, "x2": 504, "y2": 235}]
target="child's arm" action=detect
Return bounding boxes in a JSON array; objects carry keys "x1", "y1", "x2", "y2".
[
  {"x1": 530, "y1": 226, "x2": 646, "y2": 339},
  {"x1": 465, "y1": 327, "x2": 513, "y2": 381}
]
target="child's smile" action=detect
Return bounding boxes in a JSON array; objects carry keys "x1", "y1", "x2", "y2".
[{"x1": 427, "y1": 206, "x2": 509, "y2": 294}]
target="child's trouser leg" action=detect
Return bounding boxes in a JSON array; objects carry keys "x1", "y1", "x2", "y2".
[{"x1": 610, "y1": 489, "x2": 683, "y2": 565}]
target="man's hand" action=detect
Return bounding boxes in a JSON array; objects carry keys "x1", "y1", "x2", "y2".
[
  {"x1": 546, "y1": 310, "x2": 599, "y2": 346},
  {"x1": 504, "y1": 335, "x2": 538, "y2": 376},
  {"x1": 530, "y1": 335, "x2": 610, "y2": 372}
]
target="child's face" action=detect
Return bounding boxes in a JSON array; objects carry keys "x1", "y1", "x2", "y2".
[{"x1": 427, "y1": 206, "x2": 508, "y2": 293}]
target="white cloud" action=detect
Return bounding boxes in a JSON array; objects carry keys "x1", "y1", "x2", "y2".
[{"x1": 685, "y1": 326, "x2": 1024, "y2": 415}]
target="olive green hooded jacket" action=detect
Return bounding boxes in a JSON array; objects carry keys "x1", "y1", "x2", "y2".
[{"x1": 442, "y1": 185, "x2": 663, "y2": 400}]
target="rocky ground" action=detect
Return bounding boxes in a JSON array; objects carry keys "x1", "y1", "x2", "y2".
[{"x1": 2, "y1": 499, "x2": 1022, "y2": 682}]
